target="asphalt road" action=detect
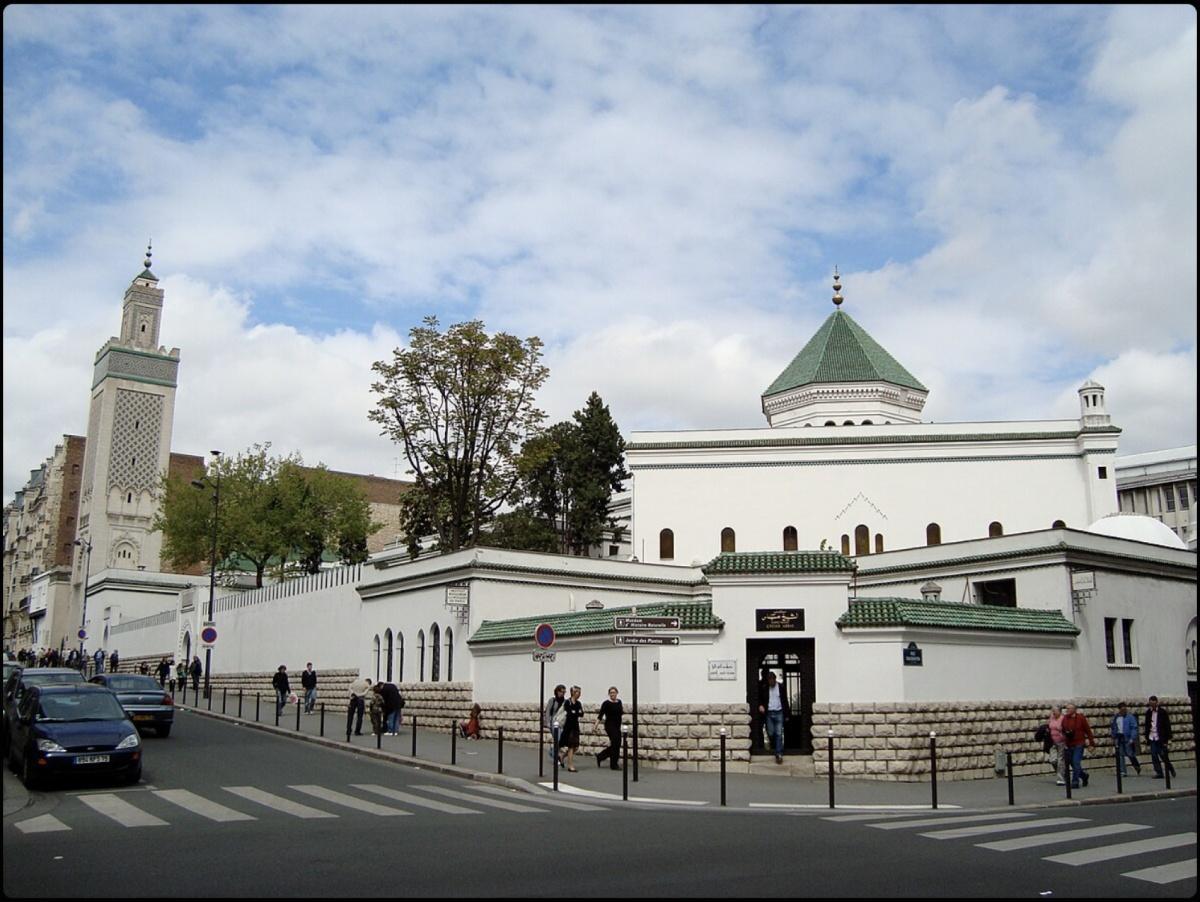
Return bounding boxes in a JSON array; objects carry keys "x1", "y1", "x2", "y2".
[{"x1": 4, "y1": 710, "x2": 1196, "y2": 898}]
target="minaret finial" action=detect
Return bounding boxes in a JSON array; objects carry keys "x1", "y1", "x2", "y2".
[
  {"x1": 832, "y1": 266, "x2": 843, "y2": 307},
  {"x1": 144, "y1": 239, "x2": 152, "y2": 270}
]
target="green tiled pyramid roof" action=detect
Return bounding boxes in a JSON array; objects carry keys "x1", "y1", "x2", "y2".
[
  {"x1": 468, "y1": 601, "x2": 723, "y2": 644},
  {"x1": 765, "y1": 310, "x2": 926, "y2": 396},
  {"x1": 703, "y1": 551, "x2": 857, "y2": 575},
  {"x1": 836, "y1": 598, "x2": 1080, "y2": 634}
]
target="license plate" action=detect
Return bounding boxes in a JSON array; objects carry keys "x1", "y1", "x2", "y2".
[
  {"x1": 75, "y1": 754, "x2": 111, "y2": 765},
  {"x1": 133, "y1": 714, "x2": 153, "y2": 721}
]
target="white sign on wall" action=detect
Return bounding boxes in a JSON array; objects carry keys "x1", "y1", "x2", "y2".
[
  {"x1": 1070, "y1": 571, "x2": 1095, "y2": 591},
  {"x1": 708, "y1": 659, "x2": 737, "y2": 681}
]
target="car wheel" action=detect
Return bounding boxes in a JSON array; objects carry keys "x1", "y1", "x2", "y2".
[
  {"x1": 20, "y1": 750, "x2": 40, "y2": 790},
  {"x1": 156, "y1": 725, "x2": 171, "y2": 738}
]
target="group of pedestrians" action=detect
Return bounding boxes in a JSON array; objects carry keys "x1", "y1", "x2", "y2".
[
  {"x1": 542, "y1": 684, "x2": 626, "y2": 773},
  {"x1": 1039, "y1": 696, "x2": 1178, "y2": 789},
  {"x1": 344, "y1": 673, "x2": 405, "y2": 736}
]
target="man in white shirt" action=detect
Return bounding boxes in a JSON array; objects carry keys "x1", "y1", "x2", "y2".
[{"x1": 756, "y1": 671, "x2": 790, "y2": 764}]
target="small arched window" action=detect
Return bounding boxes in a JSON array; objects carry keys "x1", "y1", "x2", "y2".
[
  {"x1": 783, "y1": 526, "x2": 798, "y2": 551},
  {"x1": 396, "y1": 631, "x2": 404, "y2": 682},
  {"x1": 926, "y1": 523, "x2": 941, "y2": 546},
  {"x1": 855, "y1": 525, "x2": 870, "y2": 556},
  {"x1": 1052, "y1": 519, "x2": 1066, "y2": 528},
  {"x1": 825, "y1": 421, "x2": 837, "y2": 426},
  {"x1": 431, "y1": 623, "x2": 441, "y2": 682},
  {"x1": 862, "y1": 420, "x2": 873, "y2": 425},
  {"x1": 384, "y1": 628, "x2": 393, "y2": 681},
  {"x1": 840, "y1": 534, "x2": 850, "y2": 556},
  {"x1": 874, "y1": 533, "x2": 884, "y2": 553},
  {"x1": 445, "y1": 626, "x2": 453, "y2": 681},
  {"x1": 418, "y1": 630, "x2": 426, "y2": 681},
  {"x1": 659, "y1": 528, "x2": 674, "y2": 560},
  {"x1": 989, "y1": 521, "x2": 1004, "y2": 538},
  {"x1": 720, "y1": 527, "x2": 736, "y2": 553},
  {"x1": 373, "y1": 634, "x2": 381, "y2": 681},
  {"x1": 843, "y1": 420, "x2": 855, "y2": 426}
]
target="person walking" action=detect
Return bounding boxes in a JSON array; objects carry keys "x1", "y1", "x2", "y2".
[
  {"x1": 560, "y1": 686, "x2": 584, "y2": 772},
  {"x1": 1061, "y1": 703, "x2": 1096, "y2": 789},
  {"x1": 1144, "y1": 695, "x2": 1176, "y2": 779},
  {"x1": 176, "y1": 659, "x2": 188, "y2": 691},
  {"x1": 1046, "y1": 705, "x2": 1068, "y2": 785},
  {"x1": 1110, "y1": 702, "x2": 1142, "y2": 777},
  {"x1": 272, "y1": 665, "x2": 291, "y2": 716},
  {"x1": 595, "y1": 686, "x2": 624, "y2": 770},
  {"x1": 156, "y1": 657, "x2": 171, "y2": 688},
  {"x1": 543, "y1": 684, "x2": 568, "y2": 765},
  {"x1": 190, "y1": 655, "x2": 202, "y2": 691},
  {"x1": 757, "y1": 670, "x2": 790, "y2": 764},
  {"x1": 378, "y1": 681, "x2": 402, "y2": 734},
  {"x1": 301, "y1": 663, "x2": 318, "y2": 714},
  {"x1": 347, "y1": 675, "x2": 370, "y2": 736},
  {"x1": 93, "y1": 648, "x2": 105, "y2": 675},
  {"x1": 109, "y1": 650, "x2": 120, "y2": 673}
]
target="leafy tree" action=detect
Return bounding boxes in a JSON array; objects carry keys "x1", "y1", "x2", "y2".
[{"x1": 369, "y1": 317, "x2": 549, "y2": 555}]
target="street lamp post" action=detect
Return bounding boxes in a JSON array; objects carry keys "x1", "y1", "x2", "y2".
[
  {"x1": 191, "y1": 450, "x2": 222, "y2": 700},
  {"x1": 73, "y1": 537, "x2": 93, "y2": 669}
]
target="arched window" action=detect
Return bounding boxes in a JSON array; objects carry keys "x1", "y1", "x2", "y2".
[
  {"x1": 854, "y1": 525, "x2": 870, "y2": 556},
  {"x1": 373, "y1": 634, "x2": 381, "y2": 681},
  {"x1": 926, "y1": 523, "x2": 941, "y2": 546},
  {"x1": 659, "y1": 528, "x2": 674, "y2": 560},
  {"x1": 874, "y1": 533, "x2": 884, "y2": 553},
  {"x1": 396, "y1": 632, "x2": 405, "y2": 682},
  {"x1": 1052, "y1": 520, "x2": 1066, "y2": 528},
  {"x1": 843, "y1": 420, "x2": 855, "y2": 426},
  {"x1": 384, "y1": 629, "x2": 393, "y2": 681},
  {"x1": 783, "y1": 526, "x2": 798, "y2": 551},
  {"x1": 862, "y1": 420, "x2": 873, "y2": 425},
  {"x1": 825, "y1": 421, "x2": 837, "y2": 426},
  {"x1": 418, "y1": 630, "x2": 425, "y2": 682},
  {"x1": 445, "y1": 627, "x2": 454, "y2": 681},
  {"x1": 431, "y1": 623, "x2": 441, "y2": 682},
  {"x1": 840, "y1": 534, "x2": 850, "y2": 556},
  {"x1": 720, "y1": 527, "x2": 736, "y2": 553},
  {"x1": 989, "y1": 521, "x2": 1004, "y2": 538}
]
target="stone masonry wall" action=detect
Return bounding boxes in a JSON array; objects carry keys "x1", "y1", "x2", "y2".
[{"x1": 812, "y1": 698, "x2": 1196, "y2": 782}]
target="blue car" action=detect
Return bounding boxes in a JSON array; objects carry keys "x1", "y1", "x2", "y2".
[{"x1": 6, "y1": 684, "x2": 142, "y2": 789}]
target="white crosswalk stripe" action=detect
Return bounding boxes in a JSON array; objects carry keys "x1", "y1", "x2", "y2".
[
  {"x1": 14, "y1": 814, "x2": 71, "y2": 834},
  {"x1": 870, "y1": 812, "x2": 1036, "y2": 831},
  {"x1": 78, "y1": 793, "x2": 168, "y2": 827},
  {"x1": 921, "y1": 817, "x2": 1088, "y2": 840},
  {"x1": 224, "y1": 786, "x2": 338, "y2": 819},
  {"x1": 414, "y1": 784, "x2": 550, "y2": 813},
  {"x1": 350, "y1": 784, "x2": 482, "y2": 814},
  {"x1": 468, "y1": 784, "x2": 610, "y2": 812},
  {"x1": 288, "y1": 784, "x2": 412, "y2": 816},
  {"x1": 153, "y1": 789, "x2": 256, "y2": 822},
  {"x1": 1044, "y1": 833, "x2": 1197, "y2": 866},
  {"x1": 977, "y1": 823, "x2": 1150, "y2": 851},
  {"x1": 1122, "y1": 860, "x2": 1197, "y2": 885}
]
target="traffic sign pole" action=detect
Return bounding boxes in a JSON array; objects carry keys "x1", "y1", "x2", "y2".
[
  {"x1": 631, "y1": 646, "x2": 638, "y2": 783},
  {"x1": 538, "y1": 659, "x2": 545, "y2": 779}
]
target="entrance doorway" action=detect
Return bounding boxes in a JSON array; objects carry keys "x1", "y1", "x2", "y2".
[{"x1": 746, "y1": 638, "x2": 815, "y2": 755}]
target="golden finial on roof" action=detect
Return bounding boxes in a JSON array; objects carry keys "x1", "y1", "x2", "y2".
[{"x1": 832, "y1": 266, "x2": 843, "y2": 307}]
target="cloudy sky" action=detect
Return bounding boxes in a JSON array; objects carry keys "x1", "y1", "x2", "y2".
[{"x1": 3, "y1": 5, "x2": 1196, "y2": 504}]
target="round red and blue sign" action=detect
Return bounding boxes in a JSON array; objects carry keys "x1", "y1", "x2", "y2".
[
  {"x1": 201, "y1": 626, "x2": 218, "y2": 644},
  {"x1": 77, "y1": 628, "x2": 87, "y2": 640},
  {"x1": 534, "y1": 623, "x2": 555, "y2": 649}
]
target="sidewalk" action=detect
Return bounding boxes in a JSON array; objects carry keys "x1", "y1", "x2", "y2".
[{"x1": 174, "y1": 696, "x2": 1197, "y2": 811}]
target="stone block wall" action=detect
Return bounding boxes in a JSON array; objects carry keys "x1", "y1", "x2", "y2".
[{"x1": 812, "y1": 698, "x2": 1196, "y2": 782}]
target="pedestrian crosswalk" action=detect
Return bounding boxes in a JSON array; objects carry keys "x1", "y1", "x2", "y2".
[
  {"x1": 824, "y1": 810, "x2": 1196, "y2": 887},
  {"x1": 10, "y1": 780, "x2": 613, "y2": 834}
]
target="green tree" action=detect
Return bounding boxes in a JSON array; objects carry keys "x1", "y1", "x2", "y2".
[{"x1": 369, "y1": 317, "x2": 549, "y2": 556}]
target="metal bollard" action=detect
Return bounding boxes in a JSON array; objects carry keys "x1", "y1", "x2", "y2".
[
  {"x1": 828, "y1": 729, "x2": 835, "y2": 809},
  {"x1": 238, "y1": 689, "x2": 244, "y2": 719},
  {"x1": 256, "y1": 692, "x2": 260, "y2": 723},
  {"x1": 1164, "y1": 750, "x2": 1172, "y2": 789},
  {"x1": 553, "y1": 731, "x2": 559, "y2": 792},
  {"x1": 497, "y1": 725, "x2": 504, "y2": 774},
  {"x1": 622, "y1": 726, "x2": 629, "y2": 802},
  {"x1": 223, "y1": 688, "x2": 228, "y2": 714},
  {"x1": 377, "y1": 722, "x2": 382, "y2": 749},
  {"x1": 930, "y1": 731, "x2": 938, "y2": 810},
  {"x1": 207, "y1": 685, "x2": 213, "y2": 710},
  {"x1": 1065, "y1": 752, "x2": 1072, "y2": 799},
  {"x1": 320, "y1": 703, "x2": 325, "y2": 738},
  {"x1": 1115, "y1": 734, "x2": 1124, "y2": 795},
  {"x1": 296, "y1": 696, "x2": 301, "y2": 731},
  {"x1": 411, "y1": 715, "x2": 417, "y2": 757},
  {"x1": 275, "y1": 697, "x2": 280, "y2": 727},
  {"x1": 719, "y1": 728, "x2": 727, "y2": 807},
  {"x1": 346, "y1": 703, "x2": 352, "y2": 743},
  {"x1": 1006, "y1": 751, "x2": 1014, "y2": 805},
  {"x1": 451, "y1": 719, "x2": 457, "y2": 765}
]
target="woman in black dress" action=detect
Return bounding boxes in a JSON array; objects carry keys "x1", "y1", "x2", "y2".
[
  {"x1": 560, "y1": 686, "x2": 584, "y2": 772},
  {"x1": 595, "y1": 686, "x2": 624, "y2": 770}
]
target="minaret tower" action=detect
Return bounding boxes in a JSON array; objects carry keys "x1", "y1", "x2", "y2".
[{"x1": 75, "y1": 243, "x2": 182, "y2": 586}]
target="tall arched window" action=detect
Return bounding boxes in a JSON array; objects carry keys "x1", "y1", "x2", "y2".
[
  {"x1": 783, "y1": 526, "x2": 798, "y2": 551},
  {"x1": 840, "y1": 534, "x2": 850, "y2": 556},
  {"x1": 384, "y1": 628, "x2": 393, "y2": 681},
  {"x1": 989, "y1": 521, "x2": 1004, "y2": 538},
  {"x1": 720, "y1": 527, "x2": 736, "y2": 553},
  {"x1": 854, "y1": 524, "x2": 870, "y2": 556},
  {"x1": 659, "y1": 529, "x2": 674, "y2": 560},
  {"x1": 874, "y1": 533, "x2": 884, "y2": 553},
  {"x1": 445, "y1": 627, "x2": 454, "y2": 681},
  {"x1": 926, "y1": 523, "x2": 941, "y2": 546},
  {"x1": 417, "y1": 630, "x2": 426, "y2": 682},
  {"x1": 431, "y1": 623, "x2": 441, "y2": 682},
  {"x1": 373, "y1": 634, "x2": 381, "y2": 681},
  {"x1": 396, "y1": 631, "x2": 405, "y2": 682},
  {"x1": 1052, "y1": 519, "x2": 1066, "y2": 528}
]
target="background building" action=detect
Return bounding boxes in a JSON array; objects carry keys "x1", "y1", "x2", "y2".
[{"x1": 1116, "y1": 445, "x2": 1196, "y2": 549}]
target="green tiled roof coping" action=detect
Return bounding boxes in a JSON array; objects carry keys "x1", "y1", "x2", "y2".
[
  {"x1": 765, "y1": 310, "x2": 926, "y2": 396},
  {"x1": 468, "y1": 601, "x2": 723, "y2": 644},
  {"x1": 702, "y1": 551, "x2": 857, "y2": 575},
  {"x1": 836, "y1": 597, "x2": 1080, "y2": 634}
]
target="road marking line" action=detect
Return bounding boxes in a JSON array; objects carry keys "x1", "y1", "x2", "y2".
[
  {"x1": 78, "y1": 793, "x2": 168, "y2": 827},
  {"x1": 152, "y1": 789, "x2": 256, "y2": 822},
  {"x1": 289, "y1": 785, "x2": 411, "y2": 816},
  {"x1": 921, "y1": 817, "x2": 1087, "y2": 840},
  {"x1": 823, "y1": 812, "x2": 940, "y2": 822},
  {"x1": 415, "y1": 785, "x2": 547, "y2": 813},
  {"x1": 1122, "y1": 859, "x2": 1198, "y2": 885},
  {"x1": 976, "y1": 823, "x2": 1149, "y2": 852},
  {"x1": 1045, "y1": 833, "x2": 1197, "y2": 866},
  {"x1": 469, "y1": 783, "x2": 609, "y2": 811},
  {"x1": 224, "y1": 786, "x2": 338, "y2": 819},
  {"x1": 14, "y1": 814, "x2": 71, "y2": 834},
  {"x1": 871, "y1": 812, "x2": 1037, "y2": 831},
  {"x1": 350, "y1": 784, "x2": 482, "y2": 815},
  {"x1": 542, "y1": 783, "x2": 708, "y2": 806}
]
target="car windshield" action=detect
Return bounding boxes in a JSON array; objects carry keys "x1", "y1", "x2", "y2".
[
  {"x1": 38, "y1": 693, "x2": 127, "y2": 722},
  {"x1": 25, "y1": 672, "x2": 86, "y2": 687},
  {"x1": 105, "y1": 676, "x2": 161, "y2": 692}
]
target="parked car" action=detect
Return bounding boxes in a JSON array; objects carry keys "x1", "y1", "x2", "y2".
[
  {"x1": 89, "y1": 673, "x2": 174, "y2": 737},
  {"x1": 2, "y1": 667, "x2": 86, "y2": 756},
  {"x1": 7, "y1": 684, "x2": 142, "y2": 789}
]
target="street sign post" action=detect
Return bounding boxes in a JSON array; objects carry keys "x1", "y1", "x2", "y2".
[
  {"x1": 613, "y1": 613, "x2": 682, "y2": 783},
  {"x1": 614, "y1": 616, "x2": 680, "y2": 630},
  {"x1": 201, "y1": 625, "x2": 218, "y2": 647},
  {"x1": 614, "y1": 635, "x2": 680, "y2": 646},
  {"x1": 534, "y1": 623, "x2": 556, "y2": 777}
]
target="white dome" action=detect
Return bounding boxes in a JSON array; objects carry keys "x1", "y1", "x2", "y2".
[{"x1": 1084, "y1": 513, "x2": 1188, "y2": 549}]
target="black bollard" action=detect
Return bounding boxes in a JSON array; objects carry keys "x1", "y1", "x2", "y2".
[
  {"x1": 411, "y1": 715, "x2": 417, "y2": 757},
  {"x1": 320, "y1": 703, "x2": 325, "y2": 738},
  {"x1": 208, "y1": 685, "x2": 213, "y2": 710},
  {"x1": 346, "y1": 703, "x2": 352, "y2": 743},
  {"x1": 1065, "y1": 751, "x2": 1072, "y2": 799},
  {"x1": 238, "y1": 689, "x2": 244, "y2": 719},
  {"x1": 223, "y1": 687, "x2": 227, "y2": 714},
  {"x1": 182, "y1": 680, "x2": 187, "y2": 706},
  {"x1": 377, "y1": 722, "x2": 382, "y2": 749},
  {"x1": 498, "y1": 725, "x2": 504, "y2": 774},
  {"x1": 256, "y1": 692, "x2": 260, "y2": 723},
  {"x1": 930, "y1": 732, "x2": 938, "y2": 810},
  {"x1": 1164, "y1": 749, "x2": 1172, "y2": 789},
  {"x1": 622, "y1": 727, "x2": 629, "y2": 802},
  {"x1": 1115, "y1": 734, "x2": 1124, "y2": 794},
  {"x1": 720, "y1": 728, "x2": 727, "y2": 807},
  {"x1": 451, "y1": 719, "x2": 457, "y2": 765},
  {"x1": 553, "y1": 732, "x2": 559, "y2": 792},
  {"x1": 1006, "y1": 751, "x2": 1014, "y2": 805},
  {"x1": 296, "y1": 695, "x2": 301, "y2": 731},
  {"x1": 828, "y1": 729, "x2": 836, "y2": 809},
  {"x1": 275, "y1": 697, "x2": 280, "y2": 726}
]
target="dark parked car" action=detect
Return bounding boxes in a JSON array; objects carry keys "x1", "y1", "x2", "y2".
[
  {"x1": 2, "y1": 667, "x2": 86, "y2": 755},
  {"x1": 7, "y1": 684, "x2": 142, "y2": 789},
  {"x1": 90, "y1": 673, "x2": 175, "y2": 737}
]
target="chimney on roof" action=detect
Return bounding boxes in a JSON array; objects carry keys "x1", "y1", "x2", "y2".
[{"x1": 920, "y1": 581, "x2": 942, "y2": 602}]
